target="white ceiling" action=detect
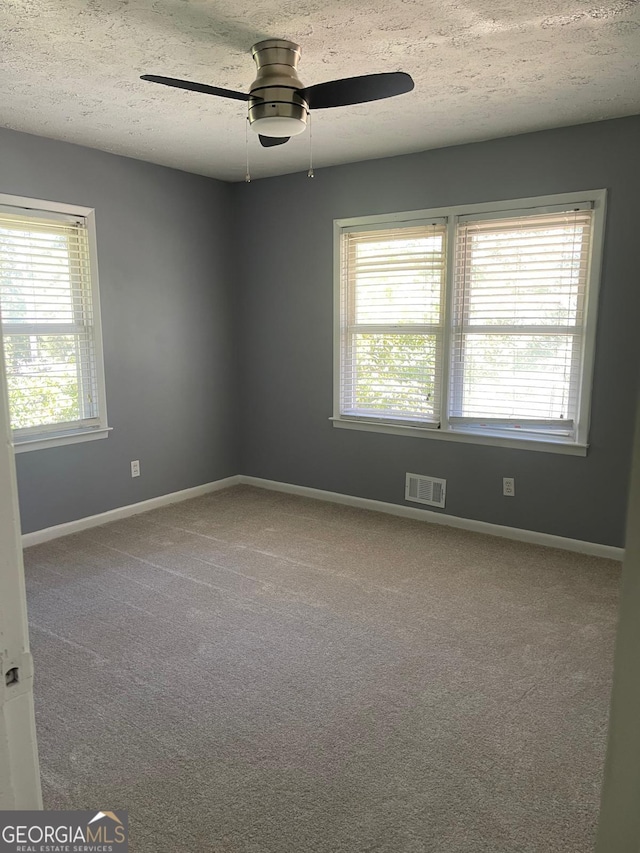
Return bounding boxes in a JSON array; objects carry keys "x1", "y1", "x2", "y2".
[{"x1": 2, "y1": 0, "x2": 640, "y2": 182}]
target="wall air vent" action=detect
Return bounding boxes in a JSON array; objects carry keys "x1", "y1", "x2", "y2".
[{"x1": 405, "y1": 473, "x2": 447, "y2": 508}]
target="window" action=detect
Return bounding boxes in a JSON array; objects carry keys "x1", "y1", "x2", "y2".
[
  {"x1": 334, "y1": 192, "x2": 606, "y2": 454},
  {"x1": 0, "y1": 195, "x2": 109, "y2": 452}
]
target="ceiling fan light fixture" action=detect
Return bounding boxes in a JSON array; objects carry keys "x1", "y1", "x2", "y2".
[
  {"x1": 248, "y1": 86, "x2": 309, "y2": 138},
  {"x1": 250, "y1": 114, "x2": 307, "y2": 137}
]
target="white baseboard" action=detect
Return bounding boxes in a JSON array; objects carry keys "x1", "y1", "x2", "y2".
[
  {"x1": 21, "y1": 476, "x2": 242, "y2": 548},
  {"x1": 239, "y1": 476, "x2": 625, "y2": 561},
  {"x1": 22, "y1": 472, "x2": 624, "y2": 561}
]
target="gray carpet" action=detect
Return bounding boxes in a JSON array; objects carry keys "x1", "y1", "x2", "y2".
[{"x1": 24, "y1": 485, "x2": 620, "y2": 853}]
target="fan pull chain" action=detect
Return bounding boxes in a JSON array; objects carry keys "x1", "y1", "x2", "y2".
[
  {"x1": 307, "y1": 112, "x2": 314, "y2": 178},
  {"x1": 245, "y1": 117, "x2": 251, "y2": 183}
]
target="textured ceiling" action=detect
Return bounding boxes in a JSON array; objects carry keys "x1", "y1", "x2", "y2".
[{"x1": 2, "y1": 0, "x2": 640, "y2": 182}]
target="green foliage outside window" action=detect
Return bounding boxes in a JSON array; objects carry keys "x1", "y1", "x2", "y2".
[
  {"x1": 352, "y1": 333, "x2": 437, "y2": 418},
  {"x1": 4, "y1": 334, "x2": 80, "y2": 430}
]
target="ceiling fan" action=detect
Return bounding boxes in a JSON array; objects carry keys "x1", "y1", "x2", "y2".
[{"x1": 141, "y1": 39, "x2": 414, "y2": 148}]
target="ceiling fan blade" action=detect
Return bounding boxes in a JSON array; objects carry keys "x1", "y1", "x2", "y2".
[
  {"x1": 259, "y1": 135, "x2": 290, "y2": 147},
  {"x1": 301, "y1": 72, "x2": 414, "y2": 110},
  {"x1": 141, "y1": 75, "x2": 251, "y2": 102}
]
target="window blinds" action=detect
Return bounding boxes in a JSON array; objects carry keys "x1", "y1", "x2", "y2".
[
  {"x1": 450, "y1": 208, "x2": 593, "y2": 438},
  {"x1": 0, "y1": 209, "x2": 100, "y2": 436},
  {"x1": 340, "y1": 223, "x2": 446, "y2": 425}
]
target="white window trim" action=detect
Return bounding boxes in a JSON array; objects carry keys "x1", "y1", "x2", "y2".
[
  {"x1": 0, "y1": 193, "x2": 110, "y2": 453},
  {"x1": 13, "y1": 427, "x2": 112, "y2": 454},
  {"x1": 332, "y1": 190, "x2": 607, "y2": 455}
]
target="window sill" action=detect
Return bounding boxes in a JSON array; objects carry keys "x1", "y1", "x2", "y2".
[
  {"x1": 330, "y1": 417, "x2": 588, "y2": 456},
  {"x1": 13, "y1": 427, "x2": 112, "y2": 454}
]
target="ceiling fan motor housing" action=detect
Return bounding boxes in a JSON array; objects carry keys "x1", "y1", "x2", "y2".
[{"x1": 249, "y1": 39, "x2": 308, "y2": 137}]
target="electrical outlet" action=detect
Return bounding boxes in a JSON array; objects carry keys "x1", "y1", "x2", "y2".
[
  {"x1": 131, "y1": 460, "x2": 140, "y2": 478},
  {"x1": 503, "y1": 477, "x2": 515, "y2": 497}
]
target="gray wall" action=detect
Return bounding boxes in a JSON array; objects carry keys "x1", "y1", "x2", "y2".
[
  {"x1": 596, "y1": 383, "x2": 640, "y2": 851},
  {"x1": 233, "y1": 115, "x2": 640, "y2": 547},
  {"x1": 0, "y1": 127, "x2": 239, "y2": 534}
]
